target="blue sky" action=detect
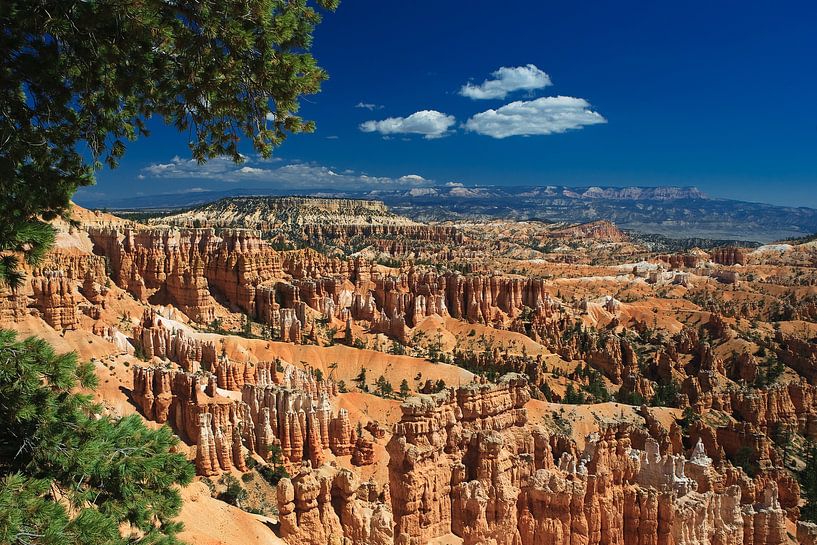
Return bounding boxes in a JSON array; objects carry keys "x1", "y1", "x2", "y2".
[{"x1": 78, "y1": 0, "x2": 817, "y2": 207}]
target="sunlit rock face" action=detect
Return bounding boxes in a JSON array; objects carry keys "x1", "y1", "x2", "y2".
[{"x1": 387, "y1": 374, "x2": 786, "y2": 545}]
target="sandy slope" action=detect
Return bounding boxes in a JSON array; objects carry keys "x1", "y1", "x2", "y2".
[{"x1": 178, "y1": 482, "x2": 285, "y2": 545}]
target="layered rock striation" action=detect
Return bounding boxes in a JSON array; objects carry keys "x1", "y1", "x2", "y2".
[{"x1": 387, "y1": 374, "x2": 787, "y2": 545}]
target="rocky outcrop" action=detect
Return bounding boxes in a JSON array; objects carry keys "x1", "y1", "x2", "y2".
[
  {"x1": 329, "y1": 408, "x2": 356, "y2": 456},
  {"x1": 213, "y1": 358, "x2": 279, "y2": 390},
  {"x1": 87, "y1": 226, "x2": 280, "y2": 323},
  {"x1": 30, "y1": 271, "x2": 80, "y2": 330},
  {"x1": 87, "y1": 224, "x2": 561, "y2": 334},
  {"x1": 133, "y1": 359, "x2": 337, "y2": 475},
  {"x1": 387, "y1": 374, "x2": 787, "y2": 545},
  {"x1": 276, "y1": 464, "x2": 393, "y2": 545},
  {"x1": 132, "y1": 310, "x2": 216, "y2": 372},
  {"x1": 351, "y1": 435, "x2": 375, "y2": 466},
  {"x1": 711, "y1": 246, "x2": 748, "y2": 266},
  {"x1": 547, "y1": 220, "x2": 628, "y2": 242},
  {"x1": 799, "y1": 521, "x2": 817, "y2": 545}
]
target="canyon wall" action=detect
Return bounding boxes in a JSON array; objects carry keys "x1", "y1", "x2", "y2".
[{"x1": 387, "y1": 374, "x2": 787, "y2": 545}]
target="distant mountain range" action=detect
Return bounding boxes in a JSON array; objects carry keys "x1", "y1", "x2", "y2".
[{"x1": 77, "y1": 185, "x2": 817, "y2": 243}]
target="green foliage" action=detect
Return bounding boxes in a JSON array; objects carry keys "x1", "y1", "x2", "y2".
[
  {"x1": 615, "y1": 389, "x2": 645, "y2": 406},
  {"x1": 399, "y1": 379, "x2": 410, "y2": 398},
  {"x1": 801, "y1": 441, "x2": 817, "y2": 522},
  {"x1": 582, "y1": 370, "x2": 611, "y2": 403},
  {"x1": 678, "y1": 406, "x2": 701, "y2": 433},
  {"x1": 354, "y1": 367, "x2": 368, "y2": 392},
  {"x1": 0, "y1": 0, "x2": 337, "y2": 285},
  {"x1": 771, "y1": 423, "x2": 793, "y2": 467},
  {"x1": 374, "y1": 375, "x2": 393, "y2": 398},
  {"x1": 0, "y1": 329, "x2": 194, "y2": 544},
  {"x1": 258, "y1": 444, "x2": 288, "y2": 486},
  {"x1": 732, "y1": 446, "x2": 759, "y2": 478},
  {"x1": 650, "y1": 380, "x2": 681, "y2": 408},
  {"x1": 218, "y1": 474, "x2": 247, "y2": 508},
  {"x1": 755, "y1": 356, "x2": 785, "y2": 387},
  {"x1": 562, "y1": 383, "x2": 587, "y2": 404},
  {"x1": 0, "y1": 223, "x2": 55, "y2": 290},
  {"x1": 538, "y1": 381, "x2": 554, "y2": 402}
]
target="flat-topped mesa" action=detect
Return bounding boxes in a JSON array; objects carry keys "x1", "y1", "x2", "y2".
[
  {"x1": 153, "y1": 197, "x2": 464, "y2": 253},
  {"x1": 547, "y1": 220, "x2": 628, "y2": 242},
  {"x1": 387, "y1": 373, "x2": 787, "y2": 545}
]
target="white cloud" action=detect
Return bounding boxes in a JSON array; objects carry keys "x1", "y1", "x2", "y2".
[
  {"x1": 140, "y1": 156, "x2": 439, "y2": 191},
  {"x1": 238, "y1": 166, "x2": 265, "y2": 175},
  {"x1": 142, "y1": 156, "x2": 246, "y2": 179},
  {"x1": 355, "y1": 102, "x2": 384, "y2": 110},
  {"x1": 397, "y1": 174, "x2": 428, "y2": 184},
  {"x1": 360, "y1": 110, "x2": 456, "y2": 139},
  {"x1": 460, "y1": 64, "x2": 552, "y2": 100},
  {"x1": 464, "y1": 96, "x2": 606, "y2": 138}
]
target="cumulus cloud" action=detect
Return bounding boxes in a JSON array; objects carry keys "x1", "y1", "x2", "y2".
[
  {"x1": 355, "y1": 102, "x2": 384, "y2": 110},
  {"x1": 396, "y1": 174, "x2": 429, "y2": 184},
  {"x1": 141, "y1": 155, "x2": 244, "y2": 179},
  {"x1": 460, "y1": 64, "x2": 552, "y2": 100},
  {"x1": 464, "y1": 96, "x2": 606, "y2": 138},
  {"x1": 140, "y1": 156, "x2": 438, "y2": 191},
  {"x1": 360, "y1": 110, "x2": 456, "y2": 139}
]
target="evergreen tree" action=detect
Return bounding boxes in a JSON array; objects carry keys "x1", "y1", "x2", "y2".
[
  {"x1": 563, "y1": 383, "x2": 587, "y2": 404},
  {"x1": 0, "y1": 329, "x2": 195, "y2": 544},
  {"x1": 0, "y1": 0, "x2": 338, "y2": 285},
  {"x1": 375, "y1": 375, "x2": 393, "y2": 398},
  {"x1": 353, "y1": 367, "x2": 368, "y2": 392},
  {"x1": 399, "y1": 379, "x2": 410, "y2": 398},
  {"x1": 800, "y1": 441, "x2": 817, "y2": 522}
]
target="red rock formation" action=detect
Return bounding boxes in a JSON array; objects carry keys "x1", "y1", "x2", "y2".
[
  {"x1": 351, "y1": 435, "x2": 375, "y2": 466},
  {"x1": 276, "y1": 463, "x2": 393, "y2": 545},
  {"x1": 711, "y1": 246, "x2": 748, "y2": 266},
  {"x1": 387, "y1": 374, "x2": 787, "y2": 545},
  {"x1": 30, "y1": 271, "x2": 79, "y2": 330},
  {"x1": 800, "y1": 521, "x2": 817, "y2": 545},
  {"x1": 132, "y1": 310, "x2": 216, "y2": 372},
  {"x1": 133, "y1": 362, "x2": 336, "y2": 475},
  {"x1": 329, "y1": 408, "x2": 355, "y2": 456},
  {"x1": 195, "y1": 413, "x2": 219, "y2": 476}
]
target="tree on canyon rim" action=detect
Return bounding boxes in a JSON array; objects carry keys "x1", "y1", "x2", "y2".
[
  {"x1": 0, "y1": 0, "x2": 338, "y2": 287},
  {"x1": 0, "y1": 0, "x2": 337, "y2": 542}
]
